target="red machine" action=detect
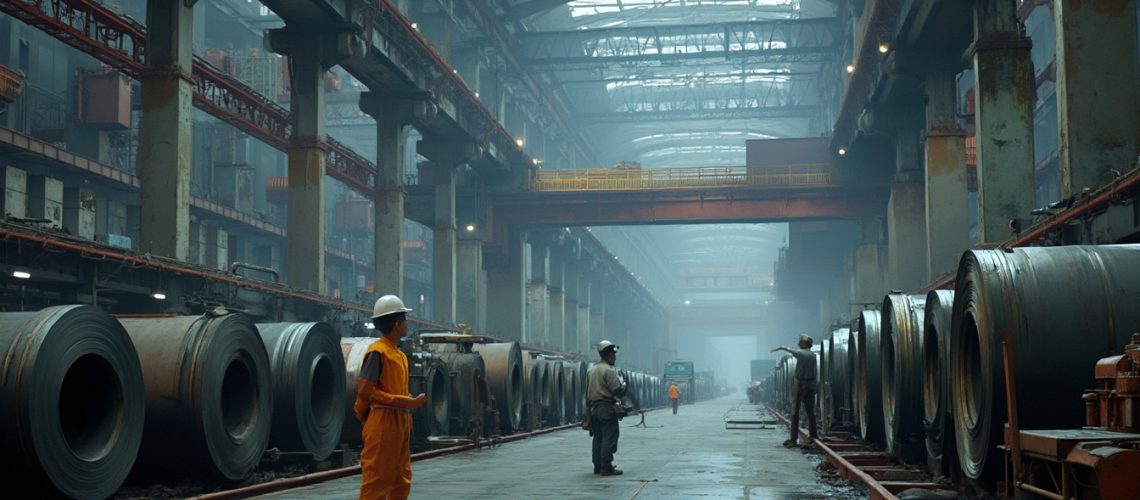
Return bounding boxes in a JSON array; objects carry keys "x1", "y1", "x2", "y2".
[{"x1": 1085, "y1": 333, "x2": 1140, "y2": 432}]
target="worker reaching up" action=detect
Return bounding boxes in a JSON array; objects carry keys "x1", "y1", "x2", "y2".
[
  {"x1": 669, "y1": 383, "x2": 681, "y2": 414},
  {"x1": 355, "y1": 295, "x2": 427, "y2": 499}
]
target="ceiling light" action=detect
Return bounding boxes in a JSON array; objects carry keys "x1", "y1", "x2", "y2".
[
  {"x1": 12, "y1": 270, "x2": 30, "y2": 279},
  {"x1": 515, "y1": 138, "x2": 525, "y2": 148},
  {"x1": 474, "y1": 92, "x2": 480, "y2": 98},
  {"x1": 410, "y1": 22, "x2": 419, "y2": 30},
  {"x1": 879, "y1": 42, "x2": 890, "y2": 54},
  {"x1": 151, "y1": 291, "x2": 167, "y2": 301},
  {"x1": 838, "y1": 147, "x2": 847, "y2": 156},
  {"x1": 846, "y1": 64, "x2": 856, "y2": 74},
  {"x1": 683, "y1": 299, "x2": 692, "y2": 305},
  {"x1": 465, "y1": 224, "x2": 476, "y2": 232}
]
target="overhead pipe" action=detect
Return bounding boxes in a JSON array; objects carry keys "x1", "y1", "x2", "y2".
[
  {"x1": 950, "y1": 245, "x2": 1140, "y2": 481},
  {"x1": 856, "y1": 309, "x2": 884, "y2": 443},
  {"x1": 880, "y1": 293, "x2": 927, "y2": 460},
  {"x1": 922, "y1": 290, "x2": 956, "y2": 474},
  {"x1": 119, "y1": 309, "x2": 272, "y2": 482},
  {"x1": 256, "y1": 322, "x2": 346, "y2": 461},
  {"x1": 0, "y1": 305, "x2": 145, "y2": 499},
  {"x1": 473, "y1": 342, "x2": 524, "y2": 434}
]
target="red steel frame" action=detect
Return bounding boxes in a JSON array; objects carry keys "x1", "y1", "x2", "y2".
[{"x1": 0, "y1": 0, "x2": 377, "y2": 196}]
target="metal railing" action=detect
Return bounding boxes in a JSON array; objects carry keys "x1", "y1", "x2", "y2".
[{"x1": 532, "y1": 164, "x2": 832, "y2": 192}]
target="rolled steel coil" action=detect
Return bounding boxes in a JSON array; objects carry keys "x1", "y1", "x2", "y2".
[
  {"x1": 950, "y1": 246, "x2": 1140, "y2": 480},
  {"x1": 256, "y1": 322, "x2": 345, "y2": 461},
  {"x1": 828, "y1": 328, "x2": 852, "y2": 427},
  {"x1": 120, "y1": 310, "x2": 271, "y2": 481},
  {"x1": 847, "y1": 325, "x2": 860, "y2": 431},
  {"x1": 577, "y1": 361, "x2": 589, "y2": 410},
  {"x1": 813, "y1": 344, "x2": 825, "y2": 419},
  {"x1": 473, "y1": 342, "x2": 524, "y2": 434},
  {"x1": 0, "y1": 305, "x2": 144, "y2": 499},
  {"x1": 856, "y1": 309, "x2": 884, "y2": 443},
  {"x1": 436, "y1": 351, "x2": 486, "y2": 436},
  {"x1": 562, "y1": 362, "x2": 581, "y2": 420},
  {"x1": 339, "y1": 338, "x2": 373, "y2": 444},
  {"x1": 407, "y1": 352, "x2": 451, "y2": 439},
  {"x1": 546, "y1": 359, "x2": 566, "y2": 425},
  {"x1": 923, "y1": 290, "x2": 955, "y2": 470},
  {"x1": 521, "y1": 351, "x2": 550, "y2": 429},
  {"x1": 880, "y1": 293, "x2": 927, "y2": 459}
]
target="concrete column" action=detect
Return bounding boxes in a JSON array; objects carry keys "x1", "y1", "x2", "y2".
[
  {"x1": 284, "y1": 44, "x2": 327, "y2": 294},
  {"x1": 1055, "y1": 0, "x2": 1140, "y2": 197},
  {"x1": 138, "y1": 0, "x2": 192, "y2": 261},
  {"x1": 851, "y1": 220, "x2": 887, "y2": 310},
  {"x1": 548, "y1": 250, "x2": 566, "y2": 351},
  {"x1": 924, "y1": 70, "x2": 971, "y2": 281},
  {"x1": 589, "y1": 284, "x2": 606, "y2": 346},
  {"x1": 564, "y1": 266, "x2": 579, "y2": 354},
  {"x1": 527, "y1": 243, "x2": 549, "y2": 347},
  {"x1": 577, "y1": 276, "x2": 592, "y2": 355},
  {"x1": 361, "y1": 95, "x2": 414, "y2": 297},
  {"x1": 973, "y1": 0, "x2": 1036, "y2": 243},
  {"x1": 888, "y1": 128, "x2": 929, "y2": 291},
  {"x1": 432, "y1": 163, "x2": 457, "y2": 323},
  {"x1": 486, "y1": 230, "x2": 526, "y2": 340},
  {"x1": 456, "y1": 239, "x2": 484, "y2": 330}
]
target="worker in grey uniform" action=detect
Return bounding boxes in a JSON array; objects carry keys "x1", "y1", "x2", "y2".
[
  {"x1": 771, "y1": 334, "x2": 818, "y2": 447},
  {"x1": 586, "y1": 340, "x2": 628, "y2": 476}
]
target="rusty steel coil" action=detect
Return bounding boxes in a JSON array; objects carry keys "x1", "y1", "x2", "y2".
[
  {"x1": 562, "y1": 361, "x2": 581, "y2": 420},
  {"x1": 828, "y1": 328, "x2": 853, "y2": 427},
  {"x1": 923, "y1": 290, "x2": 955, "y2": 472},
  {"x1": 521, "y1": 351, "x2": 550, "y2": 430},
  {"x1": 856, "y1": 309, "x2": 884, "y2": 443},
  {"x1": 881, "y1": 293, "x2": 927, "y2": 460},
  {"x1": 256, "y1": 322, "x2": 345, "y2": 461},
  {"x1": 120, "y1": 309, "x2": 271, "y2": 482},
  {"x1": 435, "y1": 351, "x2": 486, "y2": 437},
  {"x1": 408, "y1": 352, "x2": 451, "y2": 439},
  {"x1": 546, "y1": 359, "x2": 566, "y2": 425},
  {"x1": 0, "y1": 305, "x2": 144, "y2": 499},
  {"x1": 951, "y1": 246, "x2": 1140, "y2": 481},
  {"x1": 473, "y1": 342, "x2": 523, "y2": 434}
]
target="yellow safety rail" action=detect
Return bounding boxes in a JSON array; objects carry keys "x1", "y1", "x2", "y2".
[{"x1": 533, "y1": 164, "x2": 832, "y2": 192}]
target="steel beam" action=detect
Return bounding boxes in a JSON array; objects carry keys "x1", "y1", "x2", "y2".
[{"x1": 573, "y1": 105, "x2": 822, "y2": 123}]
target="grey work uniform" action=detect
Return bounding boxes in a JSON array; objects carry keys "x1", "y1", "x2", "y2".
[
  {"x1": 788, "y1": 347, "x2": 818, "y2": 442},
  {"x1": 586, "y1": 362, "x2": 626, "y2": 471}
]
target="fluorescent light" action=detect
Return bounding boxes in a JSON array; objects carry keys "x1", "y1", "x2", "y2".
[
  {"x1": 12, "y1": 271, "x2": 30, "y2": 279},
  {"x1": 151, "y1": 291, "x2": 167, "y2": 300}
]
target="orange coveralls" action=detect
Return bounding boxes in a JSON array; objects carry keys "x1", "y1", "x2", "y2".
[{"x1": 355, "y1": 336, "x2": 417, "y2": 499}]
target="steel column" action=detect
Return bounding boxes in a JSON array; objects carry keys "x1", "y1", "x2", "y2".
[
  {"x1": 527, "y1": 242, "x2": 550, "y2": 347},
  {"x1": 284, "y1": 44, "x2": 327, "y2": 294},
  {"x1": 924, "y1": 70, "x2": 970, "y2": 281},
  {"x1": 361, "y1": 95, "x2": 413, "y2": 298}
]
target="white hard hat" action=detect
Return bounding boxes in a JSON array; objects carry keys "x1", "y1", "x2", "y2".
[
  {"x1": 596, "y1": 340, "x2": 619, "y2": 354},
  {"x1": 372, "y1": 295, "x2": 412, "y2": 319}
]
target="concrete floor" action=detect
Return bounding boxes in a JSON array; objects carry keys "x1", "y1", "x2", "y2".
[{"x1": 259, "y1": 397, "x2": 860, "y2": 499}]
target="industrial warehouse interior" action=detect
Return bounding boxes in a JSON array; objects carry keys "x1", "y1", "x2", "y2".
[{"x1": 1, "y1": 0, "x2": 1139, "y2": 499}]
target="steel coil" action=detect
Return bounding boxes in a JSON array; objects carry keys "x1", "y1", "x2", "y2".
[
  {"x1": 120, "y1": 310, "x2": 272, "y2": 481},
  {"x1": 828, "y1": 328, "x2": 852, "y2": 427},
  {"x1": 436, "y1": 351, "x2": 486, "y2": 437},
  {"x1": 562, "y1": 362, "x2": 581, "y2": 420},
  {"x1": 256, "y1": 322, "x2": 345, "y2": 461},
  {"x1": 473, "y1": 342, "x2": 524, "y2": 434},
  {"x1": 577, "y1": 361, "x2": 589, "y2": 411},
  {"x1": 521, "y1": 351, "x2": 550, "y2": 429},
  {"x1": 339, "y1": 338, "x2": 373, "y2": 444},
  {"x1": 856, "y1": 309, "x2": 884, "y2": 443},
  {"x1": 408, "y1": 352, "x2": 451, "y2": 439},
  {"x1": 0, "y1": 305, "x2": 144, "y2": 499},
  {"x1": 546, "y1": 359, "x2": 566, "y2": 425},
  {"x1": 923, "y1": 290, "x2": 955, "y2": 471},
  {"x1": 881, "y1": 293, "x2": 927, "y2": 459},
  {"x1": 950, "y1": 246, "x2": 1140, "y2": 480}
]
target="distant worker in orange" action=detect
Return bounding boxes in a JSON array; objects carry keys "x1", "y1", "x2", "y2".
[
  {"x1": 669, "y1": 383, "x2": 681, "y2": 414},
  {"x1": 355, "y1": 295, "x2": 427, "y2": 499}
]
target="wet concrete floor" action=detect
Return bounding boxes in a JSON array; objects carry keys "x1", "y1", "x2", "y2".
[{"x1": 259, "y1": 397, "x2": 861, "y2": 499}]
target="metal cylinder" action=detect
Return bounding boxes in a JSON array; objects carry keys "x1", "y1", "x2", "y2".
[
  {"x1": 562, "y1": 361, "x2": 580, "y2": 420},
  {"x1": 880, "y1": 293, "x2": 927, "y2": 459},
  {"x1": 120, "y1": 309, "x2": 272, "y2": 482},
  {"x1": 407, "y1": 352, "x2": 451, "y2": 439},
  {"x1": 473, "y1": 342, "x2": 523, "y2": 434},
  {"x1": 339, "y1": 338, "x2": 373, "y2": 445},
  {"x1": 829, "y1": 328, "x2": 852, "y2": 427},
  {"x1": 923, "y1": 290, "x2": 955, "y2": 469},
  {"x1": 0, "y1": 305, "x2": 144, "y2": 499},
  {"x1": 521, "y1": 351, "x2": 550, "y2": 430},
  {"x1": 546, "y1": 359, "x2": 566, "y2": 426},
  {"x1": 436, "y1": 351, "x2": 486, "y2": 437},
  {"x1": 856, "y1": 309, "x2": 884, "y2": 443},
  {"x1": 256, "y1": 322, "x2": 345, "y2": 461},
  {"x1": 950, "y1": 246, "x2": 1140, "y2": 480}
]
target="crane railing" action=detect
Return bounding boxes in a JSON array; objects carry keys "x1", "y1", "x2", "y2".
[{"x1": 532, "y1": 164, "x2": 832, "y2": 192}]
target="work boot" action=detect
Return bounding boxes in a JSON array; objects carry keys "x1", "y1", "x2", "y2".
[
  {"x1": 600, "y1": 467, "x2": 623, "y2": 476},
  {"x1": 782, "y1": 439, "x2": 796, "y2": 448}
]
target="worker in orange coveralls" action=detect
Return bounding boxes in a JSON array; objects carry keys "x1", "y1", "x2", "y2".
[
  {"x1": 669, "y1": 383, "x2": 681, "y2": 414},
  {"x1": 355, "y1": 295, "x2": 427, "y2": 499}
]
